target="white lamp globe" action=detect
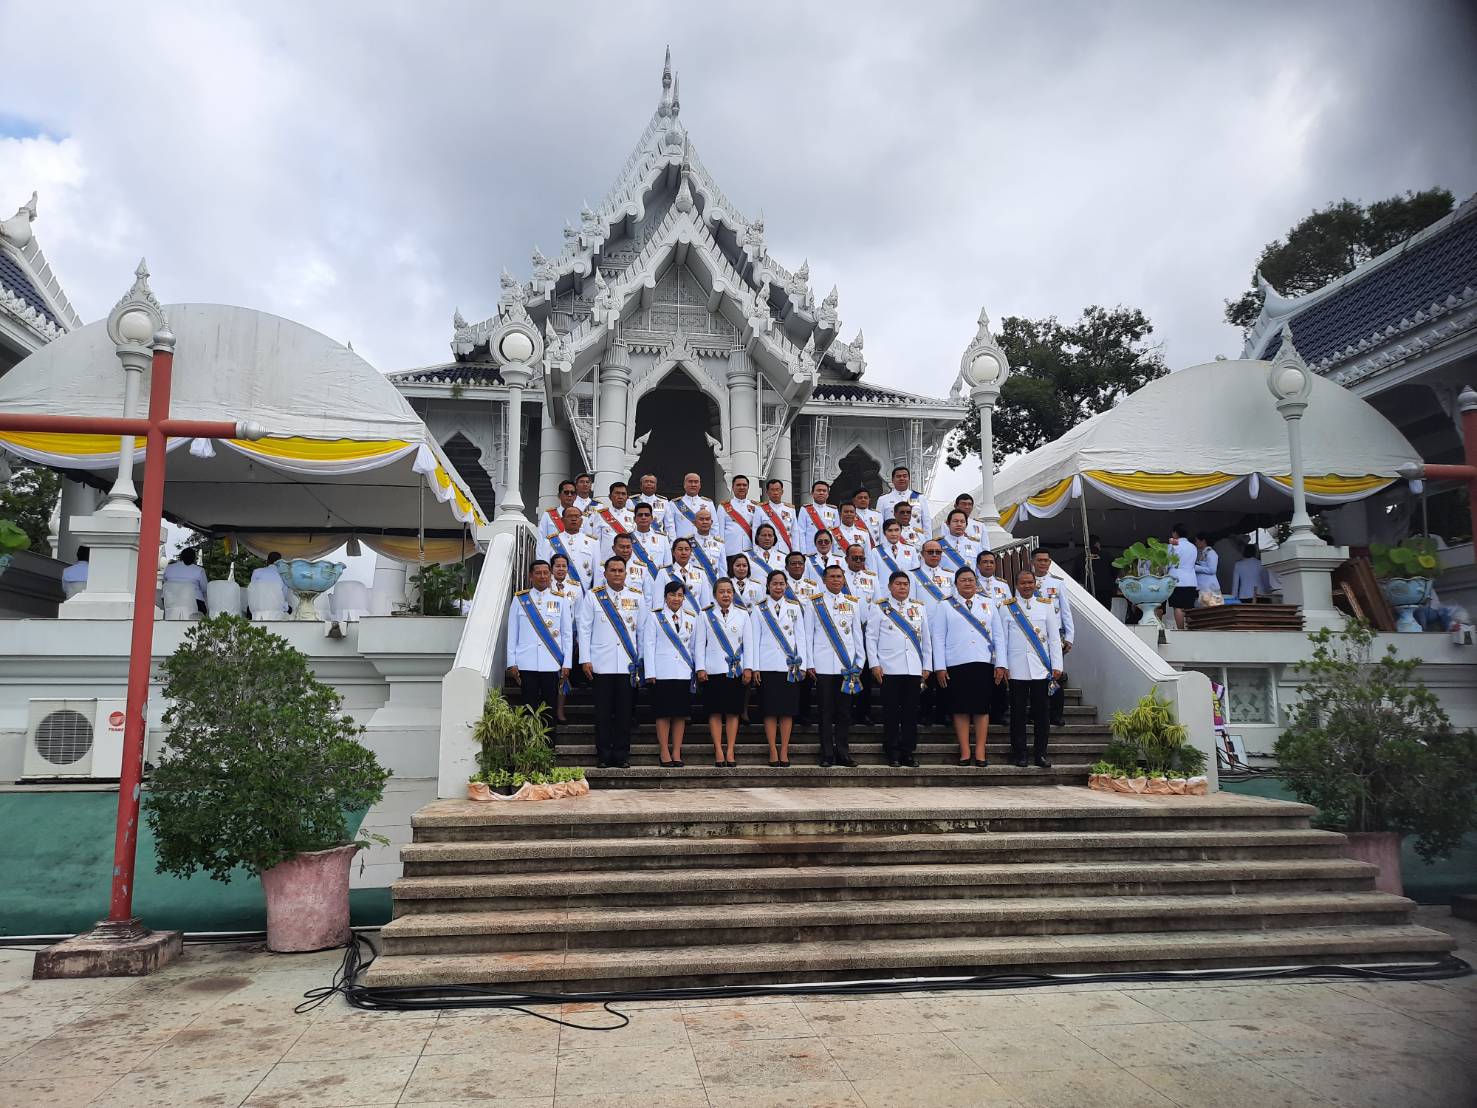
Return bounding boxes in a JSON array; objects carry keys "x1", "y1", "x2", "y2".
[
  {"x1": 968, "y1": 351, "x2": 1002, "y2": 387},
  {"x1": 1273, "y1": 364, "x2": 1306, "y2": 400},
  {"x1": 499, "y1": 330, "x2": 535, "y2": 364},
  {"x1": 116, "y1": 309, "x2": 155, "y2": 345}
]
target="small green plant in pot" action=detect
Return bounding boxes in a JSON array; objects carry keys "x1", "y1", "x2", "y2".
[
  {"x1": 467, "y1": 687, "x2": 587, "y2": 798},
  {"x1": 1369, "y1": 537, "x2": 1441, "y2": 632},
  {"x1": 145, "y1": 615, "x2": 390, "y2": 952},
  {"x1": 1100, "y1": 690, "x2": 1208, "y2": 793},
  {"x1": 1111, "y1": 538, "x2": 1180, "y2": 629},
  {"x1": 1275, "y1": 621, "x2": 1477, "y2": 894}
]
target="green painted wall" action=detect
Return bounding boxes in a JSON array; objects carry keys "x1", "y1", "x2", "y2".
[
  {"x1": 1221, "y1": 774, "x2": 1477, "y2": 905},
  {"x1": 0, "y1": 790, "x2": 390, "y2": 937}
]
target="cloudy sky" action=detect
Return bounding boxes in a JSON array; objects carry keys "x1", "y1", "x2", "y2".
[{"x1": 3, "y1": 0, "x2": 1475, "y2": 505}]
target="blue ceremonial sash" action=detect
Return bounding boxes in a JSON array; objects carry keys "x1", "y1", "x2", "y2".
[
  {"x1": 666, "y1": 568, "x2": 701, "y2": 614},
  {"x1": 880, "y1": 601, "x2": 924, "y2": 665},
  {"x1": 515, "y1": 592, "x2": 564, "y2": 667},
  {"x1": 758, "y1": 601, "x2": 804, "y2": 682},
  {"x1": 691, "y1": 539, "x2": 720, "y2": 587},
  {"x1": 877, "y1": 545, "x2": 902, "y2": 577},
  {"x1": 673, "y1": 497, "x2": 702, "y2": 531},
  {"x1": 705, "y1": 607, "x2": 744, "y2": 677},
  {"x1": 812, "y1": 597, "x2": 862, "y2": 694},
  {"x1": 629, "y1": 533, "x2": 658, "y2": 573},
  {"x1": 948, "y1": 597, "x2": 994, "y2": 653},
  {"x1": 912, "y1": 568, "x2": 945, "y2": 602},
  {"x1": 548, "y1": 534, "x2": 582, "y2": 587},
  {"x1": 939, "y1": 538, "x2": 967, "y2": 570},
  {"x1": 749, "y1": 549, "x2": 781, "y2": 579},
  {"x1": 1007, "y1": 600, "x2": 1059, "y2": 693},
  {"x1": 594, "y1": 587, "x2": 643, "y2": 686},
  {"x1": 809, "y1": 555, "x2": 830, "y2": 581},
  {"x1": 656, "y1": 610, "x2": 698, "y2": 691}
]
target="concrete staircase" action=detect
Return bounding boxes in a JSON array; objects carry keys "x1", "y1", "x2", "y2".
[
  {"x1": 365, "y1": 789, "x2": 1456, "y2": 992},
  {"x1": 521, "y1": 682, "x2": 1106, "y2": 788}
]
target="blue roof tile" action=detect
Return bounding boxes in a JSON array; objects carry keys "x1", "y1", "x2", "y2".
[{"x1": 0, "y1": 250, "x2": 59, "y2": 327}]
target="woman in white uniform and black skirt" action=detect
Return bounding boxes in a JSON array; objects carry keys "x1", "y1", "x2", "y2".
[
  {"x1": 727, "y1": 552, "x2": 765, "y2": 610},
  {"x1": 931, "y1": 566, "x2": 1007, "y2": 766},
  {"x1": 745, "y1": 569, "x2": 811, "y2": 767},
  {"x1": 642, "y1": 580, "x2": 699, "y2": 767},
  {"x1": 695, "y1": 577, "x2": 752, "y2": 767}
]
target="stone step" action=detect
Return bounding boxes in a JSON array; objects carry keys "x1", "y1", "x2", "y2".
[
  {"x1": 554, "y1": 745, "x2": 1107, "y2": 768},
  {"x1": 377, "y1": 891, "x2": 1415, "y2": 955},
  {"x1": 360, "y1": 924, "x2": 1457, "y2": 992},
  {"x1": 550, "y1": 723, "x2": 1115, "y2": 739},
  {"x1": 389, "y1": 858, "x2": 1379, "y2": 914},
  {"x1": 400, "y1": 828, "x2": 1350, "y2": 876},
  {"x1": 410, "y1": 790, "x2": 1319, "y2": 842}
]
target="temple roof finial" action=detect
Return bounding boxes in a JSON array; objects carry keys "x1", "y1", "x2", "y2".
[
  {"x1": 662, "y1": 45, "x2": 672, "y2": 91},
  {"x1": 671, "y1": 72, "x2": 681, "y2": 117}
]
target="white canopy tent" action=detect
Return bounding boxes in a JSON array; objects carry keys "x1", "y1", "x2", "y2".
[
  {"x1": 0, "y1": 304, "x2": 484, "y2": 563},
  {"x1": 993, "y1": 357, "x2": 1422, "y2": 546}
]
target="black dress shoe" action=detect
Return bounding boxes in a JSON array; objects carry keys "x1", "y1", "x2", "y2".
[
  {"x1": 596, "y1": 760, "x2": 610, "y2": 769},
  {"x1": 977, "y1": 757, "x2": 989, "y2": 768},
  {"x1": 658, "y1": 758, "x2": 673, "y2": 768},
  {"x1": 958, "y1": 756, "x2": 973, "y2": 767},
  {"x1": 819, "y1": 759, "x2": 834, "y2": 768},
  {"x1": 1033, "y1": 757, "x2": 1052, "y2": 769},
  {"x1": 768, "y1": 760, "x2": 780, "y2": 768},
  {"x1": 672, "y1": 759, "x2": 684, "y2": 768},
  {"x1": 1050, "y1": 716, "x2": 1066, "y2": 727},
  {"x1": 888, "y1": 759, "x2": 901, "y2": 768},
  {"x1": 1013, "y1": 758, "x2": 1029, "y2": 768},
  {"x1": 779, "y1": 759, "x2": 790, "y2": 768},
  {"x1": 838, "y1": 757, "x2": 858, "y2": 768},
  {"x1": 616, "y1": 760, "x2": 630, "y2": 769},
  {"x1": 900, "y1": 756, "x2": 918, "y2": 768}
]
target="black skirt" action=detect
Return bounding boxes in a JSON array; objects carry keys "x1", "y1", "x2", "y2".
[
  {"x1": 757, "y1": 670, "x2": 801, "y2": 718},
  {"x1": 649, "y1": 678, "x2": 692, "y2": 718},
  {"x1": 946, "y1": 660, "x2": 995, "y2": 716},
  {"x1": 703, "y1": 674, "x2": 745, "y2": 717}
]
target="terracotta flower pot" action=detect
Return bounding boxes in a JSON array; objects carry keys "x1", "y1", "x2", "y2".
[
  {"x1": 260, "y1": 843, "x2": 359, "y2": 952},
  {"x1": 1342, "y1": 831, "x2": 1404, "y2": 896}
]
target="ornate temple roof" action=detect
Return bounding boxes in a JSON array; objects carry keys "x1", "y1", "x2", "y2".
[
  {"x1": 390, "y1": 360, "x2": 503, "y2": 387},
  {"x1": 0, "y1": 193, "x2": 83, "y2": 353}
]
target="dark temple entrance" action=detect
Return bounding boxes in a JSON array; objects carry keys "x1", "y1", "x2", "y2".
[{"x1": 630, "y1": 368, "x2": 723, "y2": 496}]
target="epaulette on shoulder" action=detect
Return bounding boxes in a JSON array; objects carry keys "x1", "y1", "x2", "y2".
[{"x1": 514, "y1": 589, "x2": 529, "y2": 597}]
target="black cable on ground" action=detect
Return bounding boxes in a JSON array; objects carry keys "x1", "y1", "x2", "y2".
[{"x1": 298, "y1": 934, "x2": 1471, "y2": 1031}]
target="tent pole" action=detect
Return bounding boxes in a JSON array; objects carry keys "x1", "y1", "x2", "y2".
[{"x1": 1078, "y1": 488, "x2": 1093, "y2": 595}]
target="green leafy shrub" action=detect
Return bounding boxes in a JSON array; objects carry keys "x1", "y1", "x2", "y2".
[
  {"x1": 1111, "y1": 537, "x2": 1178, "y2": 577},
  {"x1": 470, "y1": 766, "x2": 587, "y2": 787},
  {"x1": 1369, "y1": 537, "x2": 1440, "y2": 580},
  {"x1": 472, "y1": 688, "x2": 555, "y2": 781},
  {"x1": 145, "y1": 615, "x2": 390, "y2": 882},
  {"x1": 1275, "y1": 621, "x2": 1477, "y2": 862},
  {"x1": 1089, "y1": 760, "x2": 1128, "y2": 777},
  {"x1": 0, "y1": 519, "x2": 29, "y2": 555},
  {"x1": 1108, "y1": 690, "x2": 1205, "y2": 777},
  {"x1": 181, "y1": 532, "x2": 266, "y2": 587},
  {"x1": 410, "y1": 563, "x2": 469, "y2": 615}
]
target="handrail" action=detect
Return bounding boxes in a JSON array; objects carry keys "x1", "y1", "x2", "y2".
[
  {"x1": 436, "y1": 517, "x2": 538, "y2": 797},
  {"x1": 989, "y1": 534, "x2": 1038, "y2": 591}
]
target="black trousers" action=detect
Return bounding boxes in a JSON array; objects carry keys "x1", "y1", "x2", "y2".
[
  {"x1": 881, "y1": 674, "x2": 921, "y2": 760},
  {"x1": 991, "y1": 675, "x2": 1010, "y2": 720},
  {"x1": 518, "y1": 669, "x2": 561, "y2": 740},
  {"x1": 854, "y1": 666, "x2": 876, "y2": 722},
  {"x1": 1010, "y1": 677, "x2": 1051, "y2": 760},
  {"x1": 814, "y1": 674, "x2": 854, "y2": 762},
  {"x1": 922, "y1": 672, "x2": 951, "y2": 724},
  {"x1": 796, "y1": 674, "x2": 814, "y2": 725},
  {"x1": 1050, "y1": 671, "x2": 1068, "y2": 723},
  {"x1": 592, "y1": 673, "x2": 635, "y2": 763}
]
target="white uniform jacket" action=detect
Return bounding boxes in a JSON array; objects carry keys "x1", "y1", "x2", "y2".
[
  {"x1": 844, "y1": 568, "x2": 881, "y2": 621},
  {"x1": 550, "y1": 578, "x2": 585, "y2": 611},
  {"x1": 803, "y1": 551, "x2": 847, "y2": 589},
  {"x1": 508, "y1": 588, "x2": 571, "y2": 670},
  {"x1": 909, "y1": 564, "x2": 954, "y2": 613},
  {"x1": 641, "y1": 605, "x2": 700, "y2": 681},
  {"x1": 693, "y1": 602, "x2": 750, "y2": 676},
  {"x1": 538, "y1": 530, "x2": 598, "y2": 590},
  {"x1": 746, "y1": 546, "x2": 787, "y2": 583},
  {"x1": 931, "y1": 593, "x2": 1005, "y2": 669},
  {"x1": 627, "y1": 529, "x2": 672, "y2": 576},
  {"x1": 729, "y1": 577, "x2": 765, "y2": 611},
  {"x1": 899, "y1": 522, "x2": 929, "y2": 550},
  {"x1": 744, "y1": 596, "x2": 811, "y2": 673},
  {"x1": 869, "y1": 541, "x2": 920, "y2": 583},
  {"x1": 878, "y1": 488, "x2": 932, "y2": 535},
  {"x1": 590, "y1": 504, "x2": 636, "y2": 563},
  {"x1": 634, "y1": 492, "x2": 670, "y2": 532},
  {"x1": 576, "y1": 585, "x2": 647, "y2": 675},
  {"x1": 979, "y1": 575, "x2": 1014, "y2": 604},
  {"x1": 538, "y1": 506, "x2": 571, "y2": 541},
  {"x1": 784, "y1": 573, "x2": 822, "y2": 603},
  {"x1": 866, "y1": 598, "x2": 932, "y2": 676},
  {"x1": 1035, "y1": 566, "x2": 1075, "y2": 644},
  {"x1": 647, "y1": 561, "x2": 711, "y2": 614},
  {"x1": 835, "y1": 521, "x2": 872, "y2": 554},
  {"x1": 162, "y1": 562, "x2": 208, "y2": 603},
  {"x1": 664, "y1": 494, "x2": 717, "y2": 542},
  {"x1": 718, "y1": 499, "x2": 758, "y2": 560},
  {"x1": 573, "y1": 495, "x2": 603, "y2": 515},
  {"x1": 754, "y1": 500, "x2": 797, "y2": 554},
  {"x1": 937, "y1": 533, "x2": 982, "y2": 576},
  {"x1": 795, "y1": 502, "x2": 840, "y2": 556},
  {"x1": 856, "y1": 507, "x2": 883, "y2": 545},
  {"x1": 619, "y1": 555, "x2": 656, "y2": 600},
  {"x1": 806, "y1": 591, "x2": 866, "y2": 676},
  {"x1": 1001, "y1": 596, "x2": 1063, "y2": 680},
  {"x1": 689, "y1": 532, "x2": 728, "y2": 589}
]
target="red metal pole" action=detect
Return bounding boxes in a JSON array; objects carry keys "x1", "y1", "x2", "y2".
[
  {"x1": 106, "y1": 340, "x2": 174, "y2": 925},
  {"x1": 0, "y1": 413, "x2": 243, "y2": 438}
]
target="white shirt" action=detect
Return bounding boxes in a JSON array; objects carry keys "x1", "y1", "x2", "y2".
[
  {"x1": 1001, "y1": 596, "x2": 1063, "y2": 680},
  {"x1": 550, "y1": 576, "x2": 585, "y2": 609},
  {"x1": 909, "y1": 563, "x2": 955, "y2": 612},
  {"x1": 1171, "y1": 537, "x2": 1198, "y2": 588},
  {"x1": 855, "y1": 507, "x2": 884, "y2": 544},
  {"x1": 618, "y1": 555, "x2": 655, "y2": 599},
  {"x1": 978, "y1": 575, "x2": 1013, "y2": 604},
  {"x1": 576, "y1": 585, "x2": 647, "y2": 675},
  {"x1": 869, "y1": 541, "x2": 920, "y2": 580},
  {"x1": 538, "y1": 530, "x2": 598, "y2": 591},
  {"x1": 689, "y1": 532, "x2": 728, "y2": 589},
  {"x1": 844, "y1": 567, "x2": 880, "y2": 611},
  {"x1": 746, "y1": 546, "x2": 787, "y2": 583},
  {"x1": 508, "y1": 587, "x2": 571, "y2": 670},
  {"x1": 931, "y1": 593, "x2": 1005, "y2": 668},
  {"x1": 627, "y1": 528, "x2": 672, "y2": 575},
  {"x1": 897, "y1": 521, "x2": 929, "y2": 550},
  {"x1": 937, "y1": 533, "x2": 981, "y2": 575},
  {"x1": 795, "y1": 502, "x2": 840, "y2": 556},
  {"x1": 1035, "y1": 563, "x2": 1075, "y2": 643},
  {"x1": 718, "y1": 498, "x2": 758, "y2": 559},
  {"x1": 866, "y1": 598, "x2": 932, "y2": 675},
  {"x1": 784, "y1": 572, "x2": 823, "y2": 604},
  {"x1": 754, "y1": 500, "x2": 797, "y2": 553},
  {"x1": 806, "y1": 590, "x2": 866, "y2": 675},
  {"x1": 1195, "y1": 547, "x2": 1220, "y2": 592},
  {"x1": 835, "y1": 521, "x2": 872, "y2": 554},
  {"x1": 162, "y1": 562, "x2": 208, "y2": 603},
  {"x1": 664, "y1": 494, "x2": 717, "y2": 542},
  {"x1": 745, "y1": 596, "x2": 811, "y2": 673},
  {"x1": 248, "y1": 564, "x2": 291, "y2": 610},
  {"x1": 694, "y1": 602, "x2": 750, "y2": 675},
  {"x1": 803, "y1": 551, "x2": 846, "y2": 589},
  {"x1": 573, "y1": 494, "x2": 603, "y2": 515},
  {"x1": 591, "y1": 504, "x2": 636, "y2": 562},
  {"x1": 634, "y1": 491, "x2": 669, "y2": 531},
  {"x1": 538, "y1": 505, "x2": 574, "y2": 540},
  {"x1": 878, "y1": 487, "x2": 932, "y2": 535},
  {"x1": 647, "y1": 561, "x2": 710, "y2": 614},
  {"x1": 641, "y1": 605, "x2": 700, "y2": 682}
]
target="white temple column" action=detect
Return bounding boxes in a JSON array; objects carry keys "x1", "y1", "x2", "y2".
[
  {"x1": 595, "y1": 345, "x2": 632, "y2": 489},
  {"x1": 537, "y1": 399, "x2": 573, "y2": 509},
  {"x1": 726, "y1": 351, "x2": 760, "y2": 481},
  {"x1": 51, "y1": 480, "x2": 98, "y2": 563},
  {"x1": 773, "y1": 423, "x2": 793, "y2": 497}
]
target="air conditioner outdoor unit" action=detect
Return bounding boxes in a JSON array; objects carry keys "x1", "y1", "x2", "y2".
[{"x1": 22, "y1": 698, "x2": 128, "y2": 780}]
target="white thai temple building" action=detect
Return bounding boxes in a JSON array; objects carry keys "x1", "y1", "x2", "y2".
[{"x1": 390, "y1": 51, "x2": 966, "y2": 510}]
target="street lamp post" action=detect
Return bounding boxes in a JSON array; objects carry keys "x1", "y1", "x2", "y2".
[
  {"x1": 1266, "y1": 328, "x2": 1317, "y2": 544},
  {"x1": 487, "y1": 305, "x2": 544, "y2": 521},
  {"x1": 101, "y1": 260, "x2": 166, "y2": 516},
  {"x1": 959, "y1": 308, "x2": 1012, "y2": 545}
]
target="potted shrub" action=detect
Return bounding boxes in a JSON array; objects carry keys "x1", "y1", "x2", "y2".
[
  {"x1": 0, "y1": 519, "x2": 29, "y2": 578},
  {"x1": 1111, "y1": 538, "x2": 1180, "y2": 629},
  {"x1": 1370, "y1": 537, "x2": 1441, "y2": 633},
  {"x1": 1275, "y1": 621, "x2": 1477, "y2": 894},
  {"x1": 1100, "y1": 690, "x2": 1208, "y2": 794},
  {"x1": 467, "y1": 689, "x2": 587, "y2": 801},
  {"x1": 145, "y1": 615, "x2": 390, "y2": 952}
]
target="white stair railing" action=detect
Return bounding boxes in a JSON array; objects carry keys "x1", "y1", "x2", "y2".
[{"x1": 436, "y1": 517, "x2": 538, "y2": 798}]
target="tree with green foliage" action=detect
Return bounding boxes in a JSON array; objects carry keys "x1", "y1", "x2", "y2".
[
  {"x1": 0, "y1": 462, "x2": 61, "y2": 554},
  {"x1": 145, "y1": 615, "x2": 390, "y2": 882},
  {"x1": 946, "y1": 305, "x2": 1167, "y2": 468},
  {"x1": 1224, "y1": 188, "x2": 1455, "y2": 334},
  {"x1": 180, "y1": 531, "x2": 265, "y2": 587},
  {"x1": 1274, "y1": 621, "x2": 1477, "y2": 863}
]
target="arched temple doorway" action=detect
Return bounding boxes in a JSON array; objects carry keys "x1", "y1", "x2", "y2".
[
  {"x1": 834, "y1": 445, "x2": 886, "y2": 503},
  {"x1": 442, "y1": 432, "x2": 496, "y2": 517},
  {"x1": 630, "y1": 367, "x2": 723, "y2": 495}
]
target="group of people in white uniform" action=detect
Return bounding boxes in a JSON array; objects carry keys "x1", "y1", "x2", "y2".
[{"x1": 510, "y1": 466, "x2": 1071, "y2": 770}]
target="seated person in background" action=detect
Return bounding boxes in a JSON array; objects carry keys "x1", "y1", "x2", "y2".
[
  {"x1": 249, "y1": 551, "x2": 293, "y2": 613},
  {"x1": 162, "y1": 547, "x2": 210, "y2": 612},
  {"x1": 61, "y1": 545, "x2": 89, "y2": 594},
  {"x1": 1229, "y1": 544, "x2": 1264, "y2": 603}
]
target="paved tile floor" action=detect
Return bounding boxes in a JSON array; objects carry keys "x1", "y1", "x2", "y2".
[{"x1": 0, "y1": 907, "x2": 1471, "y2": 1107}]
